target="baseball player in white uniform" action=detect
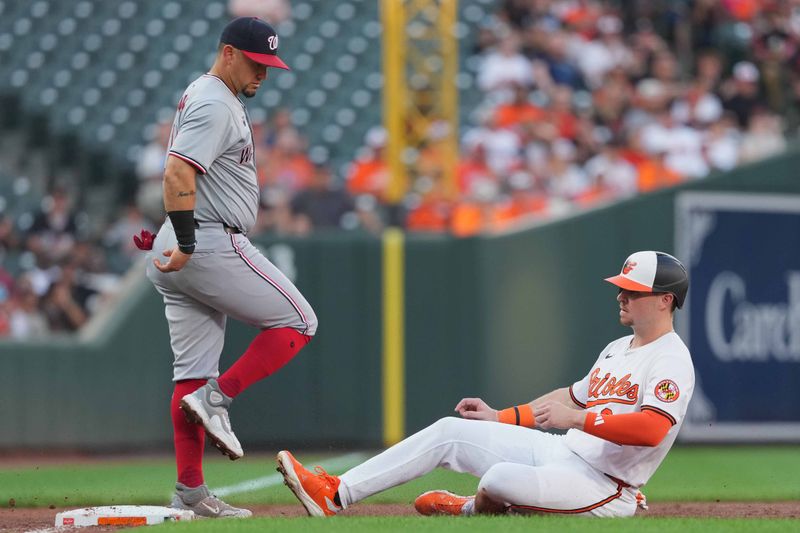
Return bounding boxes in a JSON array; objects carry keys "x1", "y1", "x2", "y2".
[
  {"x1": 140, "y1": 17, "x2": 317, "y2": 518},
  {"x1": 277, "y1": 251, "x2": 692, "y2": 517}
]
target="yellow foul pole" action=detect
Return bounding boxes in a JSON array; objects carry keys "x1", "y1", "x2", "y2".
[
  {"x1": 381, "y1": 228, "x2": 405, "y2": 446},
  {"x1": 380, "y1": 0, "x2": 460, "y2": 446}
]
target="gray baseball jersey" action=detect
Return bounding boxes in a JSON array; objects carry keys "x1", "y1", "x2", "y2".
[
  {"x1": 147, "y1": 74, "x2": 317, "y2": 381},
  {"x1": 168, "y1": 74, "x2": 259, "y2": 233}
]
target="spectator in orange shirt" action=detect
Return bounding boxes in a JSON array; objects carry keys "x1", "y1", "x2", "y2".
[
  {"x1": 492, "y1": 171, "x2": 549, "y2": 230},
  {"x1": 404, "y1": 184, "x2": 452, "y2": 233},
  {"x1": 456, "y1": 142, "x2": 496, "y2": 196},
  {"x1": 620, "y1": 129, "x2": 682, "y2": 193},
  {"x1": 635, "y1": 152, "x2": 684, "y2": 193},
  {"x1": 347, "y1": 127, "x2": 391, "y2": 201},
  {"x1": 259, "y1": 129, "x2": 315, "y2": 193},
  {"x1": 721, "y1": 0, "x2": 763, "y2": 21},
  {"x1": 450, "y1": 181, "x2": 500, "y2": 237},
  {"x1": 547, "y1": 84, "x2": 579, "y2": 140},
  {"x1": 493, "y1": 83, "x2": 546, "y2": 129},
  {"x1": 561, "y1": 0, "x2": 602, "y2": 39}
]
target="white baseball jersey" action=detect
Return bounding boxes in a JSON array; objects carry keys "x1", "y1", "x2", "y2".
[
  {"x1": 566, "y1": 331, "x2": 694, "y2": 487},
  {"x1": 167, "y1": 74, "x2": 259, "y2": 233}
]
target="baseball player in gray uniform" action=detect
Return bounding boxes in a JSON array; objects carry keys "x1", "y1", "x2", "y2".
[{"x1": 142, "y1": 17, "x2": 317, "y2": 518}]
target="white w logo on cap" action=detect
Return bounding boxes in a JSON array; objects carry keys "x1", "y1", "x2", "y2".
[{"x1": 268, "y1": 35, "x2": 279, "y2": 50}]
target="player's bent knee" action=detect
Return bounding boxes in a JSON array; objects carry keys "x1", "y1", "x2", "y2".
[
  {"x1": 477, "y1": 463, "x2": 512, "y2": 501},
  {"x1": 415, "y1": 417, "x2": 465, "y2": 446},
  {"x1": 429, "y1": 416, "x2": 472, "y2": 441},
  {"x1": 477, "y1": 465, "x2": 500, "y2": 496}
]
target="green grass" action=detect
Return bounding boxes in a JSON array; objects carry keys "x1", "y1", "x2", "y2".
[
  {"x1": 646, "y1": 446, "x2": 800, "y2": 501},
  {"x1": 1, "y1": 446, "x2": 798, "y2": 533},
  {"x1": 2, "y1": 447, "x2": 798, "y2": 532},
  {"x1": 1, "y1": 446, "x2": 798, "y2": 509},
  {"x1": 156, "y1": 516, "x2": 797, "y2": 533},
  {"x1": 0, "y1": 455, "x2": 291, "y2": 508}
]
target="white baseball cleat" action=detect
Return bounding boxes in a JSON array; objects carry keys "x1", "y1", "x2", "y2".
[
  {"x1": 170, "y1": 482, "x2": 252, "y2": 518},
  {"x1": 180, "y1": 378, "x2": 243, "y2": 460}
]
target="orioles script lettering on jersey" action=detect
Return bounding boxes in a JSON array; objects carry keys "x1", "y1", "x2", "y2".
[{"x1": 587, "y1": 369, "x2": 639, "y2": 405}]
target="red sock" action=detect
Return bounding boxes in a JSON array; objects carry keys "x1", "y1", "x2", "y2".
[
  {"x1": 217, "y1": 328, "x2": 311, "y2": 398},
  {"x1": 172, "y1": 379, "x2": 207, "y2": 487}
]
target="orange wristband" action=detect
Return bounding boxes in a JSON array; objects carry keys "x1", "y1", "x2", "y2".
[{"x1": 497, "y1": 405, "x2": 535, "y2": 428}]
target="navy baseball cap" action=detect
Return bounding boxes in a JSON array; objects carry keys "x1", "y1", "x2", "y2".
[{"x1": 220, "y1": 17, "x2": 290, "y2": 70}]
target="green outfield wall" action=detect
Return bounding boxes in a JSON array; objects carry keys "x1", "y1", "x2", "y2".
[{"x1": 1, "y1": 149, "x2": 798, "y2": 450}]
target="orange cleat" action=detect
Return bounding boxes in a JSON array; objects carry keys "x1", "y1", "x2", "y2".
[
  {"x1": 414, "y1": 490, "x2": 475, "y2": 516},
  {"x1": 276, "y1": 450, "x2": 343, "y2": 517}
]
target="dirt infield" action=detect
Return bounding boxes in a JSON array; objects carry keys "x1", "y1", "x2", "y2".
[{"x1": 3, "y1": 502, "x2": 799, "y2": 531}]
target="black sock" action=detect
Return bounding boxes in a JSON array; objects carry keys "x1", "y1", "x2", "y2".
[{"x1": 333, "y1": 491, "x2": 342, "y2": 507}]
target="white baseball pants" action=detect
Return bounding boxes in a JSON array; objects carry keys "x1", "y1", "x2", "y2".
[{"x1": 338, "y1": 417, "x2": 638, "y2": 516}]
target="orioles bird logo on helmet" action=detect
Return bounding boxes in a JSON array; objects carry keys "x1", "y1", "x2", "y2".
[{"x1": 622, "y1": 261, "x2": 637, "y2": 275}]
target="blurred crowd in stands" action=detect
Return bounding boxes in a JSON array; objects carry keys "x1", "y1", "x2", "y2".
[
  {"x1": 132, "y1": 0, "x2": 798, "y2": 241},
  {"x1": 0, "y1": 0, "x2": 293, "y2": 340},
  {"x1": 391, "y1": 0, "x2": 793, "y2": 235},
  {"x1": 0, "y1": 185, "x2": 134, "y2": 338},
  {"x1": 2, "y1": 0, "x2": 799, "y2": 338},
  {"x1": 138, "y1": 0, "x2": 795, "y2": 239}
]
